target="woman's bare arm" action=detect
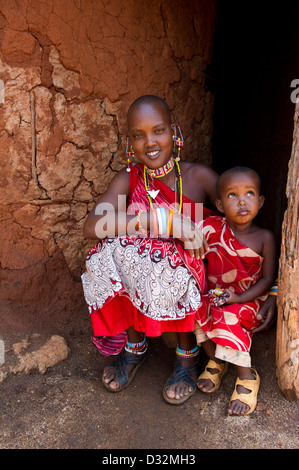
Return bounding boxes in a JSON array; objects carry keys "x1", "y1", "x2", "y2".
[{"x1": 83, "y1": 169, "x2": 138, "y2": 239}]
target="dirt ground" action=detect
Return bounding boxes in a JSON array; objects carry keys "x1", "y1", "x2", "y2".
[{"x1": 0, "y1": 308, "x2": 298, "y2": 452}]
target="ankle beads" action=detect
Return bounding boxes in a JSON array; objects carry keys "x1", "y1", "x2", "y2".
[
  {"x1": 176, "y1": 345, "x2": 199, "y2": 359},
  {"x1": 124, "y1": 335, "x2": 147, "y2": 355}
]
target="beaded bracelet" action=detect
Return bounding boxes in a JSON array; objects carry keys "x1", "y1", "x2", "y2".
[
  {"x1": 269, "y1": 278, "x2": 278, "y2": 296},
  {"x1": 269, "y1": 287, "x2": 278, "y2": 296}
]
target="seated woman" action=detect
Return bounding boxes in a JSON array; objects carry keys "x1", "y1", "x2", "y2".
[{"x1": 81, "y1": 95, "x2": 218, "y2": 404}]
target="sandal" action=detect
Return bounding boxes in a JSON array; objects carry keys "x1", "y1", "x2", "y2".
[
  {"x1": 197, "y1": 359, "x2": 228, "y2": 393},
  {"x1": 163, "y1": 356, "x2": 201, "y2": 405},
  {"x1": 102, "y1": 347, "x2": 148, "y2": 393},
  {"x1": 228, "y1": 368, "x2": 260, "y2": 415}
]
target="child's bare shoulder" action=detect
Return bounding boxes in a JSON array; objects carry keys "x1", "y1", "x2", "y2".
[
  {"x1": 261, "y1": 228, "x2": 275, "y2": 246},
  {"x1": 255, "y1": 225, "x2": 274, "y2": 239},
  {"x1": 253, "y1": 225, "x2": 276, "y2": 250}
]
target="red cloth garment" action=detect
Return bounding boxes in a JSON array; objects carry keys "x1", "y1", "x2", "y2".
[
  {"x1": 91, "y1": 332, "x2": 127, "y2": 356},
  {"x1": 195, "y1": 216, "x2": 267, "y2": 354},
  {"x1": 82, "y1": 163, "x2": 214, "y2": 337}
]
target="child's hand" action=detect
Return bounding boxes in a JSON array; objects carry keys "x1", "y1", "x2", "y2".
[
  {"x1": 222, "y1": 288, "x2": 239, "y2": 304},
  {"x1": 208, "y1": 288, "x2": 230, "y2": 306}
]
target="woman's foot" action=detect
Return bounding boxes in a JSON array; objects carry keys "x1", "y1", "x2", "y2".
[
  {"x1": 163, "y1": 345, "x2": 201, "y2": 404},
  {"x1": 102, "y1": 350, "x2": 144, "y2": 391},
  {"x1": 228, "y1": 368, "x2": 260, "y2": 415},
  {"x1": 102, "y1": 334, "x2": 148, "y2": 392},
  {"x1": 164, "y1": 356, "x2": 198, "y2": 401}
]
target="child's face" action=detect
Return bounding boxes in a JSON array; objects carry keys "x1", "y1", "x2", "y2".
[
  {"x1": 216, "y1": 172, "x2": 264, "y2": 225},
  {"x1": 127, "y1": 102, "x2": 173, "y2": 169}
]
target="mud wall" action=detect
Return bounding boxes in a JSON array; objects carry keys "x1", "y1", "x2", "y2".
[{"x1": 0, "y1": 0, "x2": 217, "y2": 331}]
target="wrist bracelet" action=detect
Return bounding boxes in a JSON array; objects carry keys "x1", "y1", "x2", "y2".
[
  {"x1": 136, "y1": 210, "x2": 147, "y2": 234},
  {"x1": 156, "y1": 207, "x2": 163, "y2": 235},
  {"x1": 167, "y1": 210, "x2": 174, "y2": 237},
  {"x1": 160, "y1": 208, "x2": 167, "y2": 235},
  {"x1": 137, "y1": 208, "x2": 174, "y2": 238},
  {"x1": 156, "y1": 207, "x2": 168, "y2": 237},
  {"x1": 269, "y1": 282, "x2": 278, "y2": 296},
  {"x1": 151, "y1": 209, "x2": 159, "y2": 237}
]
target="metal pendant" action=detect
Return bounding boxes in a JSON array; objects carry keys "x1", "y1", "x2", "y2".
[{"x1": 147, "y1": 189, "x2": 160, "y2": 199}]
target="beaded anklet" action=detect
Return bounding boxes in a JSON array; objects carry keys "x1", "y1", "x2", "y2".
[
  {"x1": 176, "y1": 344, "x2": 199, "y2": 359},
  {"x1": 125, "y1": 335, "x2": 147, "y2": 355}
]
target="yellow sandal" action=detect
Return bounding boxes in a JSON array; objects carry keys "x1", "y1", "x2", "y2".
[
  {"x1": 228, "y1": 368, "x2": 260, "y2": 415},
  {"x1": 197, "y1": 359, "x2": 228, "y2": 393}
]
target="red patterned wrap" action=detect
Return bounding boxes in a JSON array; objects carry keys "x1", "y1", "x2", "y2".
[
  {"x1": 81, "y1": 163, "x2": 214, "y2": 337},
  {"x1": 195, "y1": 216, "x2": 268, "y2": 366}
]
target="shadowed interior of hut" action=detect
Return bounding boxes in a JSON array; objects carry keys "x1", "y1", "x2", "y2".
[{"x1": 210, "y1": 2, "x2": 299, "y2": 262}]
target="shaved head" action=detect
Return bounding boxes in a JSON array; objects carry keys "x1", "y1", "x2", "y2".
[
  {"x1": 217, "y1": 166, "x2": 262, "y2": 198},
  {"x1": 127, "y1": 95, "x2": 171, "y2": 126}
]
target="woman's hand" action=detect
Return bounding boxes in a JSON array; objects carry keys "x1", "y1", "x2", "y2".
[{"x1": 171, "y1": 212, "x2": 208, "y2": 259}]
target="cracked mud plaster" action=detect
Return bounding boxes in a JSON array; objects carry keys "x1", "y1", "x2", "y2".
[{"x1": 0, "y1": 0, "x2": 217, "y2": 326}]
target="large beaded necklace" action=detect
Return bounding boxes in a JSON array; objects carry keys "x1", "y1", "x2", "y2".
[
  {"x1": 144, "y1": 157, "x2": 183, "y2": 214},
  {"x1": 146, "y1": 156, "x2": 175, "y2": 179}
]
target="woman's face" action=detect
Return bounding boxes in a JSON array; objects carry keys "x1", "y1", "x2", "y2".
[{"x1": 127, "y1": 101, "x2": 173, "y2": 170}]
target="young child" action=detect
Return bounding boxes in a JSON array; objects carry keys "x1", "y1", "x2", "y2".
[
  {"x1": 194, "y1": 166, "x2": 276, "y2": 415},
  {"x1": 81, "y1": 95, "x2": 219, "y2": 404}
]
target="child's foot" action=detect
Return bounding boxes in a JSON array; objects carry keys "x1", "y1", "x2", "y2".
[
  {"x1": 228, "y1": 369, "x2": 260, "y2": 415},
  {"x1": 197, "y1": 359, "x2": 228, "y2": 393}
]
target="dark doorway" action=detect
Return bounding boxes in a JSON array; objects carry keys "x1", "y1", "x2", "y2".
[{"x1": 211, "y1": 2, "x2": 299, "y2": 257}]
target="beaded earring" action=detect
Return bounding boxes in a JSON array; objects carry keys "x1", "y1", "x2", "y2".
[
  {"x1": 172, "y1": 124, "x2": 184, "y2": 161},
  {"x1": 126, "y1": 136, "x2": 134, "y2": 172}
]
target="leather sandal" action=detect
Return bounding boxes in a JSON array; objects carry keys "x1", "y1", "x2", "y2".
[
  {"x1": 197, "y1": 359, "x2": 228, "y2": 393},
  {"x1": 163, "y1": 355, "x2": 201, "y2": 405},
  {"x1": 102, "y1": 347, "x2": 148, "y2": 392},
  {"x1": 228, "y1": 368, "x2": 260, "y2": 415}
]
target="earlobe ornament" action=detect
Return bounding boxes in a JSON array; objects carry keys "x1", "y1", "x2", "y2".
[
  {"x1": 126, "y1": 136, "x2": 134, "y2": 172},
  {"x1": 172, "y1": 124, "x2": 184, "y2": 161}
]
